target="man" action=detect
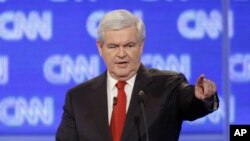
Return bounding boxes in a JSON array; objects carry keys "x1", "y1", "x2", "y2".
[{"x1": 56, "y1": 9, "x2": 219, "y2": 141}]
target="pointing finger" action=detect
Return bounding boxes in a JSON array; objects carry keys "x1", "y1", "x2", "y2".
[
  {"x1": 196, "y1": 74, "x2": 205, "y2": 86},
  {"x1": 203, "y1": 79, "x2": 216, "y2": 97}
]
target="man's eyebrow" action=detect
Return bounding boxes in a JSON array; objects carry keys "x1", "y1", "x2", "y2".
[
  {"x1": 124, "y1": 42, "x2": 136, "y2": 45},
  {"x1": 107, "y1": 43, "x2": 119, "y2": 46}
]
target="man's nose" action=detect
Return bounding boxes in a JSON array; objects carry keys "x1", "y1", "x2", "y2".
[{"x1": 117, "y1": 47, "x2": 126, "y2": 57}]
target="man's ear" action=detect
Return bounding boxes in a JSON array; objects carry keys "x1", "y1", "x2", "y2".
[{"x1": 96, "y1": 40, "x2": 103, "y2": 57}]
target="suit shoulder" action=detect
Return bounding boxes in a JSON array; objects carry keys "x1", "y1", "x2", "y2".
[
  {"x1": 146, "y1": 68, "x2": 189, "y2": 89},
  {"x1": 148, "y1": 68, "x2": 181, "y2": 77},
  {"x1": 147, "y1": 68, "x2": 188, "y2": 83},
  {"x1": 67, "y1": 73, "x2": 105, "y2": 94}
]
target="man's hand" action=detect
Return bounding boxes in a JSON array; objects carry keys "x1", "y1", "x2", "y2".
[{"x1": 195, "y1": 74, "x2": 217, "y2": 101}]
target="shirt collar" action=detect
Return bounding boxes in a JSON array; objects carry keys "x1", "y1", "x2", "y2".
[{"x1": 107, "y1": 71, "x2": 137, "y2": 90}]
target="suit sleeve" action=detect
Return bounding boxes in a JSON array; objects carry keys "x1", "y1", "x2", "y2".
[
  {"x1": 56, "y1": 91, "x2": 79, "y2": 141},
  {"x1": 176, "y1": 73, "x2": 219, "y2": 121}
]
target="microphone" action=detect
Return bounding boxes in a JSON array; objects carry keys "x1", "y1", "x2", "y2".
[
  {"x1": 113, "y1": 97, "x2": 117, "y2": 107},
  {"x1": 138, "y1": 90, "x2": 149, "y2": 141}
]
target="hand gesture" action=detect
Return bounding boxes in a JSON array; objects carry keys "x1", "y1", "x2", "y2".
[{"x1": 195, "y1": 74, "x2": 217, "y2": 101}]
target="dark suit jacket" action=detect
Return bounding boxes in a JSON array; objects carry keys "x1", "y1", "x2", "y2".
[{"x1": 56, "y1": 64, "x2": 219, "y2": 141}]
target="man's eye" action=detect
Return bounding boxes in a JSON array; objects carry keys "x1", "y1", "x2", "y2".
[
  {"x1": 127, "y1": 44, "x2": 134, "y2": 48},
  {"x1": 108, "y1": 45, "x2": 117, "y2": 48}
]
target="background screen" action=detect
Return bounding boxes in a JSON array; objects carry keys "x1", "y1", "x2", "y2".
[{"x1": 0, "y1": 0, "x2": 249, "y2": 140}]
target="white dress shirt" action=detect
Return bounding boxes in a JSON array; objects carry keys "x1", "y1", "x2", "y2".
[{"x1": 107, "y1": 72, "x2": 136, "y2": 124}]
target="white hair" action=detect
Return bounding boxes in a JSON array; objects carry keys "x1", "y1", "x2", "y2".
[{"x1": 97, "y1": 9, "x2": 145, "y2": 44}]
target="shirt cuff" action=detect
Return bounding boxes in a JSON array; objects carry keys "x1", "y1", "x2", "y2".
[{"x1": 203, "y1": 93, "x2": 219, "y2": 112}]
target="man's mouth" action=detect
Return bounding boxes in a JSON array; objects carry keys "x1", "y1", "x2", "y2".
[
  {"x1": 116, "y1": 61, "x2": 128, "y2": 67},
  {"x1": 117, "y1": 61, "x2": 128, "y2": 64}
]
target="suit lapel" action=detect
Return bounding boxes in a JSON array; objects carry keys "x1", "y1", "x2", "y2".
[
  {"x1": 122, "y1": 65, "x2": 153, "y2": 141},
  {"x1": 90, "y1": 72, "x2": 112, "y2": 141},
  {"x1": 90, "y1": 65, "x2": 152, "y2": 141}
]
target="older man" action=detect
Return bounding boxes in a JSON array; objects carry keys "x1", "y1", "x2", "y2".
[{"x1": 56, "y1": 9, "x2": 219, "y2": 141}]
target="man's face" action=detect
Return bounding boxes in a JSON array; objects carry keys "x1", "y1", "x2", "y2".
[{"x1": 97, "y1": 26, "x2": 144, "y2": 81}]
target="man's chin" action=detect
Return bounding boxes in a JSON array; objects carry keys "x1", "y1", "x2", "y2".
[
  {"x1": 113, "y1": 71, "x2": 130, "y2": 77},
  {"x1": 116, "y1": 72, "x2": 129, "y2": 77},
  {"x1": 111, "y1": 70, "x2": 136, "y2": 80}
]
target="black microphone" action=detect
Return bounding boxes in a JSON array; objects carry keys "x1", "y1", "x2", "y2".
[
  {"x1": 138, "y1": 90, "x2": 149, "y2": 141},
  {"x1": 113, "y1": 97, "x2": 117, "y2": 107}
]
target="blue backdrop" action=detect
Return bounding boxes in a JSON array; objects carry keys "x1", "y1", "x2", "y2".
[{"x1": 0, "y1": 0, "x2": 249, "y2": 138}]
